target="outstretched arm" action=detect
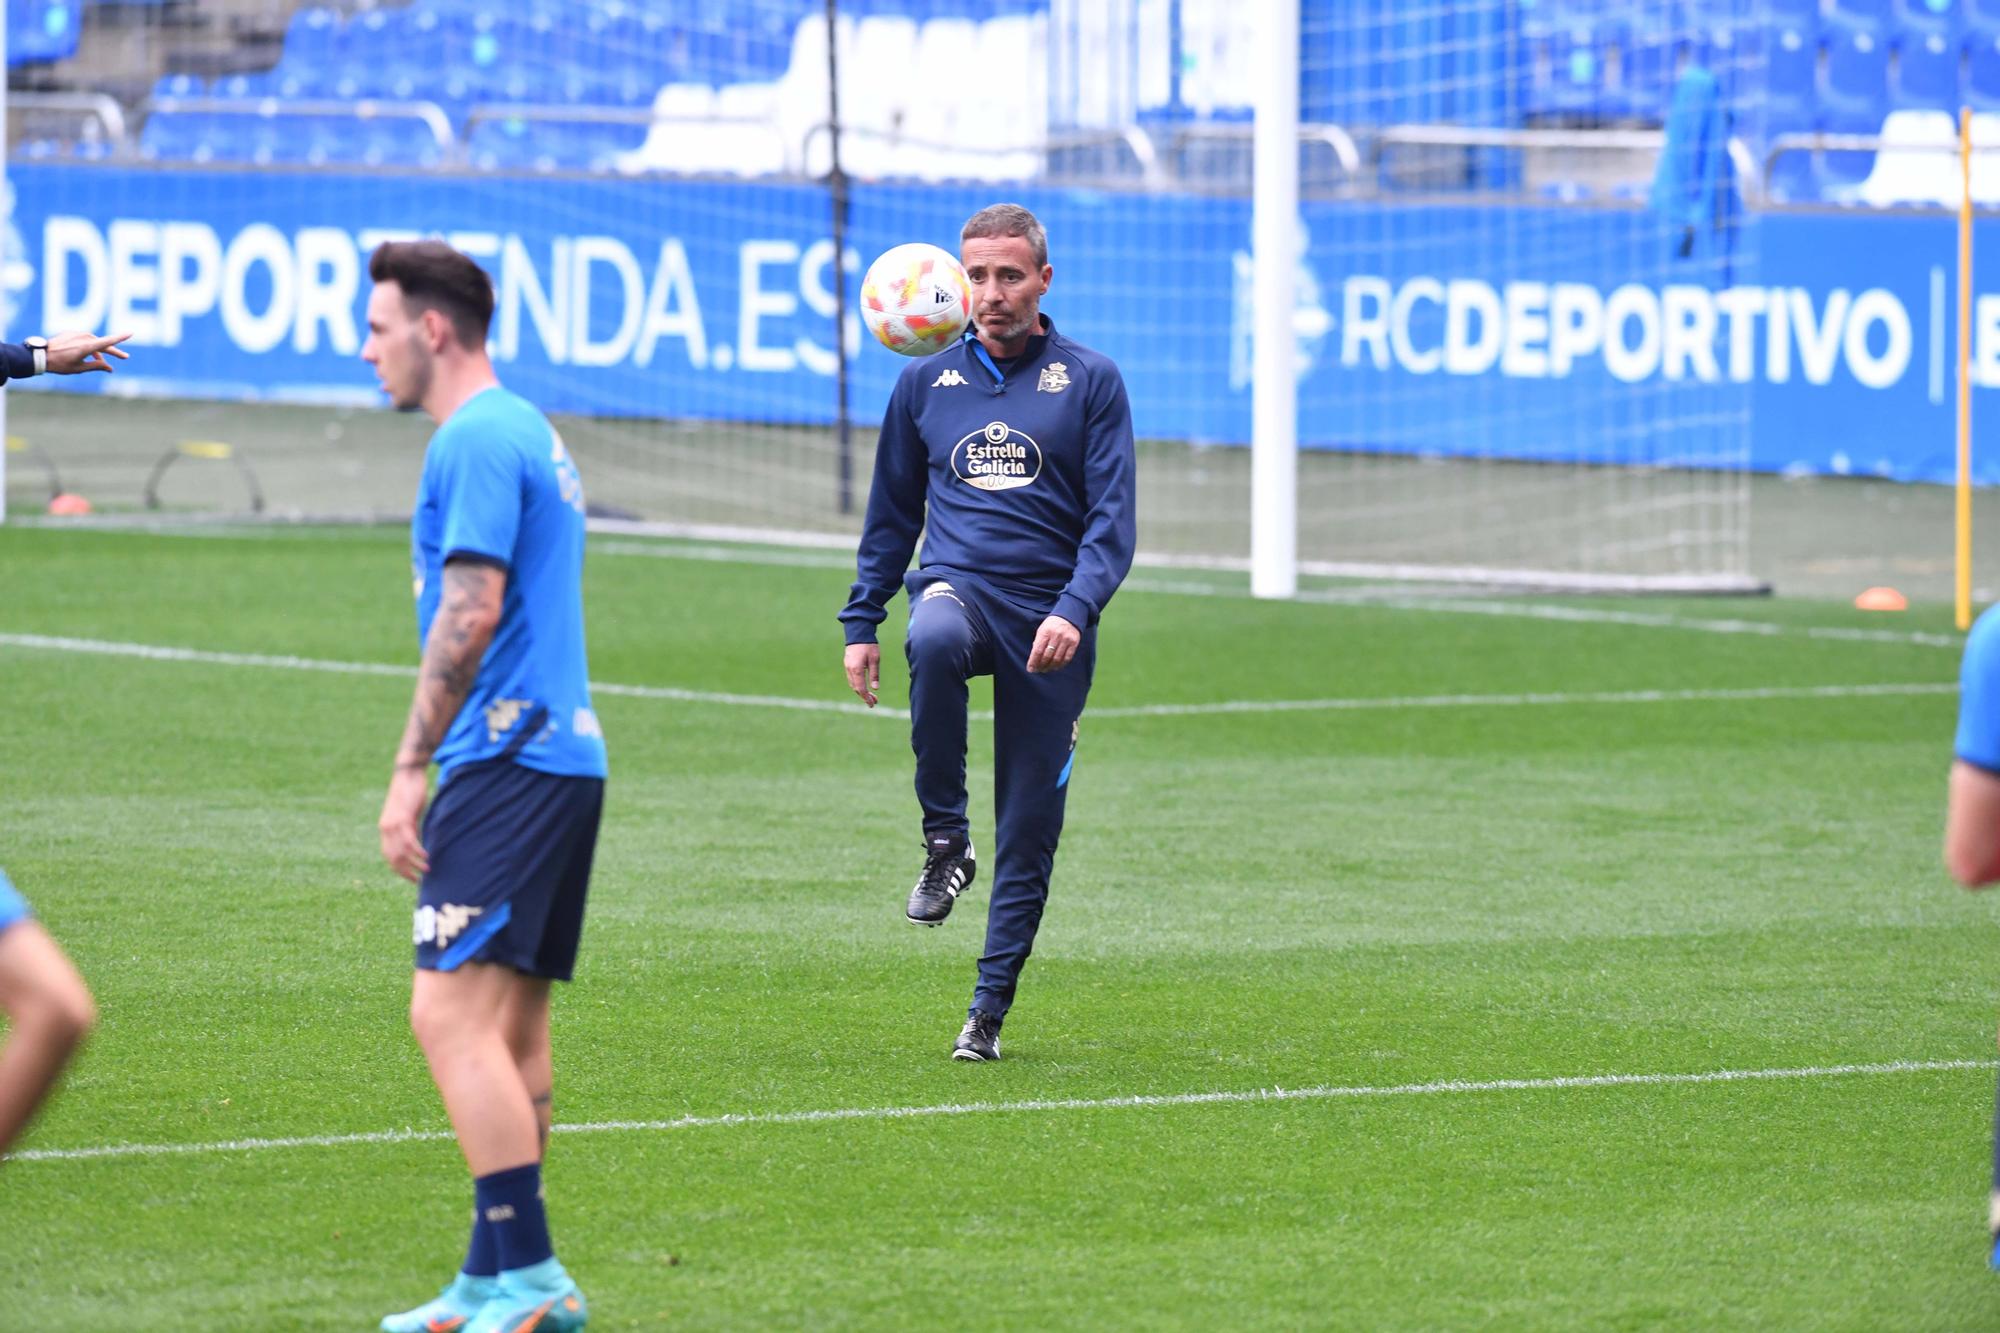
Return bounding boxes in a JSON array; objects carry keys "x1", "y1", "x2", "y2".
[
  {"x1": 1946, "y1": 761, "x2": 2000, "y2": 887},
  {"x1": 0, "y1": 921, "x2": 96, "y2": 1157},
  {"x1": 379, "y1": 560, "x2": 505, "y2": 881},
  {"x1": 839, "y1": 370, "x2": 927, "y2": 703}
]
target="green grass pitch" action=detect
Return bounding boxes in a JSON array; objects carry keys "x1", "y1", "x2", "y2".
[{"x1": 2, "y1": 523, "x2": 1997, "y2": 1329}]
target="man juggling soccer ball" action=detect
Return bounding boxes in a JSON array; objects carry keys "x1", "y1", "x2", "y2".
[
  {"x1": 842, "y1": 204, "x2": 1137, "y2": 1062},
  {"x1": 364, "y1": 241, "x2": 605, "y2": 1333}
]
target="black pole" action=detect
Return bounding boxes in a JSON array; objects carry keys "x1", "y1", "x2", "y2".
[{"x1": 826, "y1": 0, "x2": 854, "y2": 515}]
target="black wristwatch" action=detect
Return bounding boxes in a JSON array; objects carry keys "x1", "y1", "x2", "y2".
[{"x1": 24, "y1": 336, "x2": 47, "y2": 376}]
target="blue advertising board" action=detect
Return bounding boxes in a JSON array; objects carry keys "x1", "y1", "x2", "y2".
[{"x1": 2, "y1": 163, "x2": 1992, "y2": 484}]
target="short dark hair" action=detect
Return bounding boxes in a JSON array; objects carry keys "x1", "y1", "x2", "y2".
[
  {"x1": 961, "y1": 203, "x2": 1048, "y2": 268},
  {"x1": 368, "y1": 240, "x2": 494, "y2": 347}
]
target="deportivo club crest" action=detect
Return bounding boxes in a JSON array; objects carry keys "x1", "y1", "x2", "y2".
[{"x1": 1038, "y1": 362, "x2": 1071, "y2": 393}]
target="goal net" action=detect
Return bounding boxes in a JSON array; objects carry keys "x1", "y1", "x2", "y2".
[{"x1": 3, "y1": 0, "x2": 1761, "y2": 592}]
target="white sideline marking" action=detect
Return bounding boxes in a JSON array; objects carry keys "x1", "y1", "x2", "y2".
[
  {"x1": 0, "y1": 633, "x2": 883, "y2": 717},
  {"x1": 0, "y1": 633, "x2": 1952, "y2": 720},
  {"x1": 15, "y1": 524, "x2": 1962, "y2": 649},
  {"x1": 1082, "y1": 681, "x2": 1959, "y2": 718},
  {"x1": 589, "y1": 538, "x2": 1963, "y2": 650},
  {"x1": 1349, "y1": 595, "x2": 1967, "y2": 650},
  {"x1": 12, "y1": 1059, "x2": 1986, "y2": 1165}
]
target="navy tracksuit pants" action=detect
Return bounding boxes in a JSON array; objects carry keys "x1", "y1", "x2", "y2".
[{"x1": 903, "y1": 568, "x2": 1095, "y2": 1020}]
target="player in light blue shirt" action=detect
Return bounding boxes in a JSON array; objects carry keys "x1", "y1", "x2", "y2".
[
  {"x1": 365, "y1": 240, "x2": 599, "y2": 1333},
  {"x1": 1946, "y1": 604, "x2": 2000, "y2": 1268},
  {"x1": 0, "y1": 868, "x2": 96, "y2": 1159},
  {"x1": 410, "y1": 388, "x2": 606, "y2": 784}
]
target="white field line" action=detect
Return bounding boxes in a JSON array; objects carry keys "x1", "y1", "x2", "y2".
[
  {"x1": 0, "y1": 633, "x2": 883, "y2": 717},
  {"x1": 0, "y1": 633, "x2": 1953, "y2": 720},
  {"x1": 1081, "y1": 681, "x2": 1959, "y2": 718},
  {"x1": 1344, "y1": 594, "x2": 1967, "y2": 650},
  {"x1": 587, "y1": 540, "x2": 1965, "y2": 651},
  {"x1": 12, "y1": 1058, "x2": 1986, "y2": 1165},
  {"x1": 22, "y1": 526, "x2": 1960, "y2": 649}
]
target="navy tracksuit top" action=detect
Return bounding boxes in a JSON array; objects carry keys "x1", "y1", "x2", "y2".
[{"x1": 840, "y1": 317, "x2": 1138, "y2": 642}]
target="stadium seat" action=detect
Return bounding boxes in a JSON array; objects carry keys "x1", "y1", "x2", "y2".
[
  {"x1": 1767, "y1": 24, "x2": 1820, "y2": 121},
  {"x1": 1969, "y1": 25, "x2": 2000, "y2": 106},
  {"x1": 902, "y1": 18, "x2": 981, "y2": 174},
  {"x1": 1614, "y1": 20, "x2": 1681, "y2": 122},
  {"x1": 9, "y1": 0, "x2": 80, "y2": 65},
  {"x1": 1518, "y1": 0, "x2": 1591, "y2": 40},
  {"x1": 151, "y1": 73, "x2": 206, "y2": 100},
  {"x1": 843, "y1": 16, "x2": 919, "y2": 174},
  {"x1": 1829, "y1": 0, "x2": 1895, "y2": 31},
  {"x1": 211, "y1": 72, "x2": 276, "y2": 100},
  {"x1": 343, "y1": 9, "x2": 396, "y2": 62},
  {"x1": 603, "y1": 12, "x2": 674, "y2": 80},
  {"x1": 1894, "y1": 28, "x2": 1962, "y2": 108},
  {"x1": 1824, "y1": 22, "x2": 1892, "y2": 117},
  {"x1": 778, "y1": 11, "x2": 845, "y2": 177},
  {"x1": 1817, "y1": 106, "x2": 1886, "y2": 198},
  {"x1": 1763, "y1": 104, "x2": 1820, "y2": 202},
  {"x1": 1858, "y1": 107, "x2": 1962, "y2": 204},
  {"x1": 1531, "y1": 18, "x2": 1607, "y2": 118},
  {"x1": 971, "y1": 13, "x2": 1044, "y2": 178},
  {"x1": 469, "y1": 115, "x2": 618, "y2": 173},
  {"x1": 281, "y1": 7, "x2": 342, "y2": 65},
  {"x1": 1759, "y1": 0, "x2": 1825, "y2": 21},
  {"x1": 711, "y1": 82, "x2": 789, "y2": 176},
  {"x1": 466, "y1": 118, "x2": 537, "y2": 172},
  {"x1": 612, "y1": 82, "x2": 717, "y2": 175},
  {"x1": 138, "y1": 110, "x2": 209, "y2": 163},
  {"x1": 1971, "y1": 109, "x2": 2000, "y2": 200},
  {"x1": 1896, "y1": 0, "x2": 1963, "y2": 31}
]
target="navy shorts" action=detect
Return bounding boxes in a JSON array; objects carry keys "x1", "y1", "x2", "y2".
[{"x1": 414, "y1": 760, "x2": 605, "y2": 981}]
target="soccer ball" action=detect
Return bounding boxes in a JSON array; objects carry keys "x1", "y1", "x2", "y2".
[{"x1": 860, "y1": 243, "x2": 971, "y2": 357}]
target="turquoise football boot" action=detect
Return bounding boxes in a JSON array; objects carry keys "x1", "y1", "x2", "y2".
[
  {"x1": 462, "y1": 1259, "x2": 587, "y2": 1333},
  {"x1": 380, "y1": 1273, "x2": 499, "y2": 1333}
]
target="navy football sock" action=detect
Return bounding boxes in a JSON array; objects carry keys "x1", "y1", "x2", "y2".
[
  {"x1": 475, "y1": 1162, "x2": 554, "y2": 1273},
  {"x1": 461, "y1": 1203, "x2": 500, "y2": 1279}
]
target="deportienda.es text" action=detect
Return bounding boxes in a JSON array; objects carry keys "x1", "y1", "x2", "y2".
[{"x1": 38, "y1": 216, "x2": 862, "y2": 372}]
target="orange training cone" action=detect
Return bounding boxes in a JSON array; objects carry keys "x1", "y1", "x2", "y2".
[
  {"x1": 1854, "y1": 586, "x2": 1908, "y2": 612},
  {"x1": 45, "y1": 492, "x2": 91, "y2": 517}
]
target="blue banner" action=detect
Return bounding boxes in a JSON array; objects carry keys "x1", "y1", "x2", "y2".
[{"x1": 2, "y1": 163, "x2": 1992, "y2": 483}]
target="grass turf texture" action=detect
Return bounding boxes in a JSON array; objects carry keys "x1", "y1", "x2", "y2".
[{"x1": 0, "y1": 524, "x2": 1994, "y2": 1329}]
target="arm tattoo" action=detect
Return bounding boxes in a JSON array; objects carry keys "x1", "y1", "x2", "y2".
[{"x1": 394, "y1": 562, "x2": 505, "y2": 771}]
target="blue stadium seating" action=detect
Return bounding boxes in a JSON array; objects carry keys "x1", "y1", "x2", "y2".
[
  {"x1": 1768, "y1": 24, "x2": 1821, "y2": 121},
  {"x1": 1829, "y1": 0, "x2": 1895, "y2": 32},
  {"x1": 280, "y1": 7, "x2": 341, "y2": 66},
  {"x1": 1615, "y1": 21, "x2": 1681, "y2": 121},
  {"x1": 121, "y1": 0, "x2": 1999, "y2": 203},
  {"x1": 1896, "y1": 0, "x2": 1962, "y2": 31},
  {"x1": 9, "y1": 0, "x2": 80, "y2": 65},
  {"x1": 1761, "y1": 0, "x2": 1825, "y2": 26},
  {"x1": 1824, "y1": 22, "x2": 1892, "y2": 119},
  {"x1": 1819, "y1": 105, "x2": 1886, "y2": 195},
  {"x1": 151, "y1": 73, "x2": 206, "y2": 100},
  {"x1": 466, "y1": 116, "x2": 640, "y2": 173},
  {"x1": 1526, "y1": 17, "x2": 1608, "y2": 118},
  {"x1": 1895, "y1": 27, "x2": 1962, "y2": 107}
]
